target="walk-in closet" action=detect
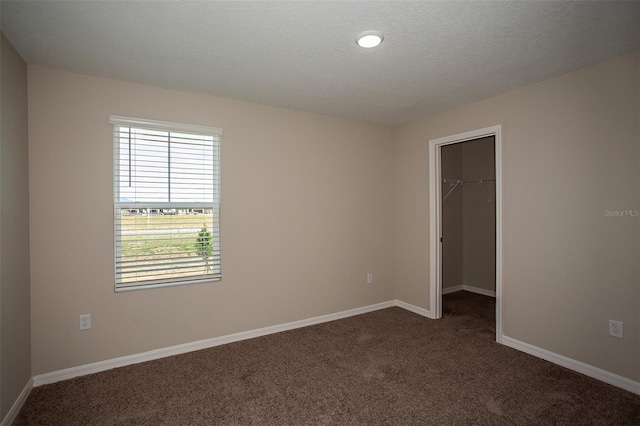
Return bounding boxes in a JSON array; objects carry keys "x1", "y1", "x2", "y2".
[{"x1": 441, "y1": 136, "x2": 496, "y2": 315}]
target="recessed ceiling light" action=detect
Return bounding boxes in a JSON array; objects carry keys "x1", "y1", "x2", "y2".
[{"x1": 356, "y1": 30, "x2": 384, "y2": 48}]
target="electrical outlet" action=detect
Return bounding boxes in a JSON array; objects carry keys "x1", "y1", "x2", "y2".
[
  {"x1": 79, "y1": 314, "x2": 91, "y2": 330},
  {"x1": 367, "y1": 273, "x2": 373, "y2": 284},
  {"x1": 609, "y1": 320, "x2": 623, "y2": 338}
]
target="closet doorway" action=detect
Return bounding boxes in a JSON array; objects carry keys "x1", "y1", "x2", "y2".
[{"x1": 428, "y1": 126, "x2": 503, "y2": 343}]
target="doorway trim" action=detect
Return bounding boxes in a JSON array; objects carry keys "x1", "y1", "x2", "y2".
[{"x1": 428, "y1": 125, "x2": 503, "y2": 343}]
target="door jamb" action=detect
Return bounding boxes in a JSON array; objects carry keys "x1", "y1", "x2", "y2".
[{"x1": 428, "y1": 125, "x2": 503, "y2": 343}]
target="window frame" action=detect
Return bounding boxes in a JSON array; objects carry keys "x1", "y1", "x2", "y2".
[{"x1": 111, "y1": 115, "x2": 223, "y2": 292}]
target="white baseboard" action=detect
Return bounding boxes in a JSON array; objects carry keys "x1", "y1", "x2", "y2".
[
  {"x1": 395, "y1": 299, "x2": 433, "y2": 318},
  {"x1": 463, "y1": 284, "x2": 496, "y2": 298},
  {"x1": 33, "y1": 300, "x2": 396, "y2": 386},
  {"x1": 442, "y1": 285, "x2": 463, "y2": 295},
  {"x1": 443, "y1": 284, "x2": 496, "y2": 298},
  {"x1": 501, "y1": 336, "x2": 640, "y2": 396},
  {"x1": 0, "y1": 378, "x2": 33, "y2": 426},
  {"x1": 29, "y1": 301, "x2": 638, "y2": 399}
]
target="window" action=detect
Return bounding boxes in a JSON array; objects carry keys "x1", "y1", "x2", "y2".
[{"x1": 111, "y1": 116, "x2": 222, "y2": 291}]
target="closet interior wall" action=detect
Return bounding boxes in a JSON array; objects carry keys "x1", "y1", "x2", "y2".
[{"x1": 441, "y1": 137, "x2": 496, "y2": 294}]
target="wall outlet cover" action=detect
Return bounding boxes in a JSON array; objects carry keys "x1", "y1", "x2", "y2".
[
  {"x1": 608, "y1": 320, "x2": 623, "y2": 338},
  {"x1": 80, "y1": 314, "x2": 91, "y2": 330}
]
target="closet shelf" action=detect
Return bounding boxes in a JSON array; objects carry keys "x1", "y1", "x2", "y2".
[{"x1": 442, "y1": 178, "x2": 495, "y2": 202}]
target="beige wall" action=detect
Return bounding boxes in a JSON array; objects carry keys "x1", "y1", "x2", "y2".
[
  {"x1": 28, "y1": 67, "x2": 395, "y2": 375},
  {"x1": 462, "y1": 137, "x2": 495, "y2": 292},
  {"x1": 0, "y1": 34, "x2": 31, "y2": 419},
  {"x1": 441, "y1": 143, "x2": 463, "y2": 289},
  {"x1": 14, "y1": 46, "x2": 640, "y2": 390},
  {"x1": 395, "y1": 52, "x2": 640, "y2": 381}
]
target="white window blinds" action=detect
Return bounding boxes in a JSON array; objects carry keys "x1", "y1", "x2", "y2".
[{"x1": 111, "y1": 116, "x2": 222, "y2": 291}]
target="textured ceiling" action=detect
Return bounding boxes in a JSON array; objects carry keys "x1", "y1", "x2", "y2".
[{"x1": 2, "y1": 1, "x2": 639, "y2": 125}]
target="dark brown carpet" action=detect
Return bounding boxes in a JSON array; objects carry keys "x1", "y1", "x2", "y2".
[{"x1": 16, "y1": 292, "x2": 640, "y2": 425}]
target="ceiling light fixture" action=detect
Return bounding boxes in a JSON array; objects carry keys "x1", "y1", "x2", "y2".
[{"x1": 356, "y1": 30, "x2": 384, "y2": 48}]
